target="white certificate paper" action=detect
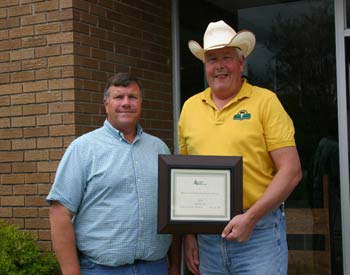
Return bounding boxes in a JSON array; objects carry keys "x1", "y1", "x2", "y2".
[{"x1": 170, "y1": 169, "x2": 231, "y2": 221}]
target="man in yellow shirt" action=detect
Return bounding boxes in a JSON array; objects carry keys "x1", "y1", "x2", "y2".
[{"x1": 178, "y1": 20, "x2": 302, "y2": 275}]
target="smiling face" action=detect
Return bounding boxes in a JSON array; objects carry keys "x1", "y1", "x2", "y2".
[
  {"x1": 104, "y1": 81, "x2": 142, "y2": 136},
  {"x1": 204, "y1": 47, "x2": 244, "y2": 99}
]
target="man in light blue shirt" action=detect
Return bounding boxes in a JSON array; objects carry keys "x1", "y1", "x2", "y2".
[{"x1": 47, "y1": 73, "x2": 179, "y2": 275}]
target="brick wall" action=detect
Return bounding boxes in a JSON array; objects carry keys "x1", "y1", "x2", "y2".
[{"x1": 0, "y1": 0, "x2": 173, "y2": 251}]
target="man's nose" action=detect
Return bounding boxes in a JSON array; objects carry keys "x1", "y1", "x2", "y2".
[
  {"x1": 121, "y1": 97, "x2": 131, "y2": 106},
  {"x1": 215, "y1": 58, "x2": 225, "y2": 69}
]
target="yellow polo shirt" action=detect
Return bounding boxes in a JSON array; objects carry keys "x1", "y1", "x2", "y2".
[{"x1": 178, "y1": 80, "x2": 296, "y2": 209}]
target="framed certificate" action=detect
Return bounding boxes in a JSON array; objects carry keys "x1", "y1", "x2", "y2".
[{"x1": 158, "y1": 155, "x2": 242, "y2": 234}]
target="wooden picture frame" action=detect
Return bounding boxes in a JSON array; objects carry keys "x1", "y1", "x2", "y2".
[{"x1": 158, "y1": 155, "x2": 242, "y2": 234}]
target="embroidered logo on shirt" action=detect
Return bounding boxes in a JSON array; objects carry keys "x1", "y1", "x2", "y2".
[{"x1": 233, "y1": 110, "x2": 251, "y2": 120}]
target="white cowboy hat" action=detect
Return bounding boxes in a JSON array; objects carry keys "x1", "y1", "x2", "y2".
[{"x1": 188, "y1": 20, "x2": 256, "y2": 61}]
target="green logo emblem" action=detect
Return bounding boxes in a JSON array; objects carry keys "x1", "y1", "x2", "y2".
[{"x1": 233, "y1": 110, "x2": 251, "y2": 120}]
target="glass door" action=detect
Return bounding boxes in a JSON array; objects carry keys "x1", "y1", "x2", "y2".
[{"x1": 177, "y1": 0, "x2": 343, "y2": 274}]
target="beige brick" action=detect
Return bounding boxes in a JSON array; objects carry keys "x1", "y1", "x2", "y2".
[
  {"x1": 25, "y1": 150, "x2": 49, "y2": 161},
  {"x1": 12, "y1": 138, "x2": 36, "y2": 150},
  {"x1": 49, "y1": 149, "x2": 64, "y2": 160},
  {"x1": 62, "y1": 113, "x2": 74, "y2": 124},
  {"x1": 0, "y1": 83, "x2": 22, "y2": 95},
  {"x1": 11, "y1": 93, "x2": 35, "y2": 105},
  {"x1": 25, "y1": 173, "x2": 50, "y2": 184},
  {"x1": 0, "y1": 151, "x2": 23, "y2": 162},
  {"x1": 0, "y1": 140, "x2": 11, "y2": 150},
  {"x1": 23, "y1": 127, "x2": 48, "y2": 138},
  {"x1": 9, "y1": 26, "x2": 34, "y2": 38},
  {"x1": 10, "y1": 48, "x2": 34, "y2": 61},
  {"x1": 35, "y1": 0, "x2": 59, "y2": 12},
  {"x1": 0, "y1": 105, "x2": 22, "y2": 117},
  {"x1": 61, "y1": 66, "x2": 74, "y2": 78},
  {"x1": 13, "y1": 207, "x2": 38, "y2": 217},
  {"x1": 23, "y1": 81, "x2": 48, "y2": 93},
  {"x1": 61, "y1": 21, "x2": 74, "y2": 32},
  {"x1": 47, "y1": 32, "x2": 73, "y2": 45},
  {"x1": 60, "y1": 0, "x2": 74, "y2": 8},
  {"x1": 0, "y1": 52, "x2": 10, "y2": 62},
  {"x1": 76, "y1": 103, "x2": 100, "y2": 114},
  {"x1": 36, "y1": 68, "x2": 61, "y2": 80},
  {"x1": 22, "y1": 58, "x2": 47, "y2": 70},
  {"x1": 0, "y1": 7, "x2": 6, "y2": 17},
  {"x1": 22, "y1": 37, "x2": 46, "y2": 48},
  {"x1": 0, "y1": 128, "x2": 22, "y2": 138},
  {"x1": 14, "y1": 185, "x2": 38, "y2": 195},
  {"x1": 49, "y1": 102, "x2": 74, "y2": 113},
  {"x1": 23, "y1": 104, "x2": 48, "y2": 115},
  {"x1": 61, "y1": 44, "x2": 74, "y2": 54},
  {"x1": 36, "y1": 91, "x2": 61, "y2": 103},
  {"x1": 38, "y1": 161, "x2": 59, "y2": 172},
  {"x1": 11, "y1": 116, "x2": 36, "y2": 128},
  {"x1": 25, "y1": 218, "x2": 50, "y2": 229},
  {"x1": 1, "y1": 174, "x2": 25, "y2": 184},
  {"x1": 62, "y1": 90, "x2": 75, "y2": 101},
  {"x1": 38, "y1": 184, "x2": 51, "y2": 195},
  {"x1": 63, "y1": 136, "x2": 75, "y2": 147},
  {"x1": 0, "y1": 117, "x2": 10, "y2": 128},
  {"x1": 35, "y1": 45, "x2": 60, "y2": 58},
  {"x1": 12, "y1": 162, "x2": 37, "y2": 173},
  {"x1": 0, "y1": 61, "x2": 21, "y2": 73},
  {"x1": 21, "y1": 13, "x2": 46, "y2": 26},
  {"x1": 38, "y1": 207, "x2": 49, "y2": 217},
  {"x1": 49, "y1": 78, "x2": 75, "y2": 90},
  {"x1": 1, "y1": 196, "x2": 24, "y2": 206},
  {"x1": 37, "y1": 114, "x2": 62, "y2": 126},
  {"x1": 0, "y1": 178, "x2": 13, "y2": 188},
  {"x1": 8, "y1": 4, "x2": 32, "y2": 17},
  {"x1": 25, "y1": 197, "x2": 48, "y2": 207},
  {"x1": 3, "y1": 218, "x2": 24, "y2": 228},
  {"x1": 0, "y1": 96, "x2": 10, "y2": 106},
  {"x1": 11, "y1": 71, "x2": 35, "y2": 83},
  {"x1": 0, "y1": 206, "x2": 13, "y2": 217},
  {"x1": 50, "y1": 125, "x2": 75, "y2": 136},
  {"x1": 38, "y1": 229, "x2": 51, "y2": 240},
  {"x1": 35, "y1": 23, "x2": 61, "y2": 35},
  {"x1": 0, "y1": 17, "x2": 20, "y2": 30},
  {"x1": 37, "y1": 137, "x2": 62, "y2": 149},
  {"x1": 0, "y1": 29, "x2": 8, "y2": 40},
  {"x1": 48, "y1": 55, "x2": 74, "y2": 67},
  {"x1": 0, "y1": 163, "x2": 11, "y2": 173},
  {"x1": 0, "y1": 74, "x2": 9, "y2": 84},
  {"x1": 47, "y1": 8, "x2": 73, "y2": 22}
]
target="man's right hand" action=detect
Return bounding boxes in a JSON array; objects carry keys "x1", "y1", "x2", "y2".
[{"x1": 184, "y1": 234, "x2": 200, "y2": 275}]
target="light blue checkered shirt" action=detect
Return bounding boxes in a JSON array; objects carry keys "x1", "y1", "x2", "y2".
[{"x1": 47, "y1": 120, "x2": 171, "y2": 266}]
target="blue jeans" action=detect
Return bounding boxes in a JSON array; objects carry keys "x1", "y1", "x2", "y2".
[
  {"x1": 198, "y1": 208, "x2": 288, "y2": 275},
  {"x1": 79, "y1": 255, "x2": 168, "y2": 275}
]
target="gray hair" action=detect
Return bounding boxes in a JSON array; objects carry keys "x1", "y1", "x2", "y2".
[
  {"x1": 103, "y1": 73, "x2": 144, "y2": 101},
  {"x1": 235, "y1": 48, "x2": 244, "y2": 61}
]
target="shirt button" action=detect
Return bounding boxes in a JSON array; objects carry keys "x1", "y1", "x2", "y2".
[
  {"x1": 137, "y1": 178, "x2": 141, "y2": 182},
  {"x1": 140, "y1": 217, "x2": 144, "y2": 220}
]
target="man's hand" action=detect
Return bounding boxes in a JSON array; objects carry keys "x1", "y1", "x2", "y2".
[
  {"x1": 221, "y1": 212, "x2": 256, "y2": 242},
  {"x1": 184, "y1": 234, "x2": 200, "y2": 275}
]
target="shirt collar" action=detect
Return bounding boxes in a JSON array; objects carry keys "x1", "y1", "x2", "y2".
[{"x1": 103, "y1": 119, "x2": 143, "y2": 143}]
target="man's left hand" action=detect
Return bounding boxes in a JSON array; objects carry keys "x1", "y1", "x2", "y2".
[{"x1": 221, "y1": 212, "x2": 256, "y2": 242}]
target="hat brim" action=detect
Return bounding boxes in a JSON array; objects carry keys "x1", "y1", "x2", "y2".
[{"x1": 188, "y1": 30, "x2": 256, "y2": 62}]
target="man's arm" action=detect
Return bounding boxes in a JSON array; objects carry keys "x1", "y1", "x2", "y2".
[
  {"x1": 168, "y1": 235, "x2": 182, "y2": 275},
  {"x1": 222, "y1": 146, "x2": 302, "y2": 241},
  {"x1": 49, "y1": 201, "x2": 81, "y2": 275}
]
